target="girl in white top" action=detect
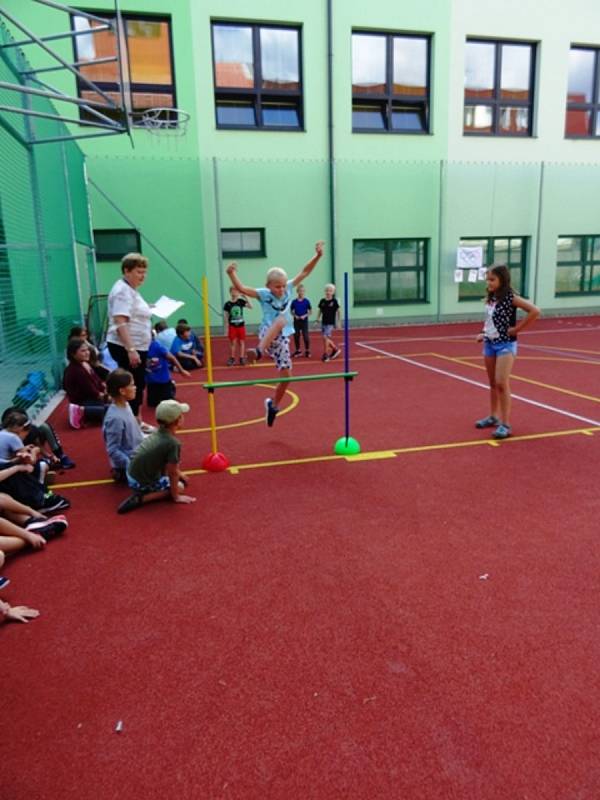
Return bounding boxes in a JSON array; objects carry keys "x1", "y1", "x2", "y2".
[{"x1": 106, "y1": 253, "x2": 153, "y2": 430}]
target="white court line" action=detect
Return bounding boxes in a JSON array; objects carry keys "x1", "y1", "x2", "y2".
[
  {"x1": 519, "y1": 343, "x2": 600, "y2": 364},
  {"x1": 357, "y1": 341, "x2": 600, "y2": 427},
  {"x1": 359, "y1": 324, "x2": 600, "y2": 346}
]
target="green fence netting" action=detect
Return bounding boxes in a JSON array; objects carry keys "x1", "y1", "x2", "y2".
[{"x1": 0, "y1": 20, "x2": 96, "y2": 417}]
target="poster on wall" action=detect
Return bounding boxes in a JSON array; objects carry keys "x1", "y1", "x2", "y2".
[{"x1": 456, "y1": 246, "x2": 483, "y2": 269}]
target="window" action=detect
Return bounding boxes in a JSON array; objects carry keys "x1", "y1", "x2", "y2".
[
  {"x1": 458, "y1": 237, "x2": 527, "y2": 301},
  {"x1": 352, "y1": 32, "x2": 430, "y2": 133},
  {"x1": 555, "y1": 236, "x2": 600, "y2": 295},
  {"x1": 94, "y1": 229, "x2": 141, "y2": 261},
  {"x1": 565, "y1": 47, "x2": 600, "y2": 137},
  {"x1": 353, "y1": 239, "x2": 428, "y2": 304},
  {"x1": 72, "y1": 14, "x2": 176, "y2": 125},
  {"x1": 211, "y1": 22, "x2": 302, "y2": 130},
  {"x1": 221, "y1": 228, "x2": 265, "y2": 258},
  {"x1": 464, "y1": 40, "x2": 535, "y2": 136}
]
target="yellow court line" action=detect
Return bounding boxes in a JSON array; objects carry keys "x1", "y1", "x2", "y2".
[
  {"x1": 520, "y1": 343, "x2": 600, "y2": 356},
  {"x1": 178, "y1": 386, "x2": 300, "y2": 433},
  {"x1": 454, "y1": 354, "x2": 600, "y2": 366},
  {"x1": 433, "y1": 353, "x2": 600, "y2": 404},
  {"x1": 53, "y1": 425, "x2": 598, "y2": 489}
]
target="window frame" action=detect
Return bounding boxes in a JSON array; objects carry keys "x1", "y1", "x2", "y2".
[
  {"x1": 565, "y1": 46, "x2": 600, "y2": 139},
  {"x1": 211, "y1": 21, "x2": 304, "y2": 132},
  {"x1": 555, "y1": 235, "x2": 600, "y2": 296},
  {"x1": 457, "y1": 236, "x2": 528, "y2": 302},
  {"x1": 353, "y1": 238, "x2": 429, "y2": 306},
  {"x1": 71, "y1": 12, "x2": 178, "y2": 127},
  {"x1": 351, "y1": 30, "x2": 431, "y2": 135},
  {"x1": 221, "y1": 228, "x2": 266, "y2": 259},
  {"x1": 93, "y1": 229, "x2": 142, "y2": 262},
  {"x1": 464, "y1": 38, "x2": 536, "y2": 137}
]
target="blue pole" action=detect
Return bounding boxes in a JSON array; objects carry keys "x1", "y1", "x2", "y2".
[{"x1": 343, "y1": 271, "x2": 350, "y2": 443}]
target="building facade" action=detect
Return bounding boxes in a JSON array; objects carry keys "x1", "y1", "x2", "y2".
[{"x1": 5, "y1": 0, "x2": 600, "y2": 332}]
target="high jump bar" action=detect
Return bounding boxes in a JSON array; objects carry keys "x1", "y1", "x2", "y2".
[{"x1": 203, "y1": 371, "x2": 358, "y2": 391}]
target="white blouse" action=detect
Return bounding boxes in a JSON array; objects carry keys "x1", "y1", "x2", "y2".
[{"x1": 106, "y1": 278, "x2": 152, "y2": 351}]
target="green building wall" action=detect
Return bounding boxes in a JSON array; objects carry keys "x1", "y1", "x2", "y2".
[{"x1": 4, "y1": 0, "x2": 600, "y2": 333}]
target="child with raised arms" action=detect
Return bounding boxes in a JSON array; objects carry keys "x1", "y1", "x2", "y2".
[{"x1": 226, "y1": 241, "x2": 324, "y2": 427}]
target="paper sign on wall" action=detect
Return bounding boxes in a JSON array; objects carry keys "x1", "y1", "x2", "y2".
[
  {"x1": 468, "y1": 269, "x2": 478, "y2": 283},
  {"x1": 454, "y1": 269, "x2": 463, "y2": 283},
  {"x1": 456, "y1": 246, "x2": 483, "y2": 269}
]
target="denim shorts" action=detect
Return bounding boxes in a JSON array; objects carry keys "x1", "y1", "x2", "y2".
[
  {"x1": 322, "y1": 324, "x2": 334, "y2": 337},
  {"x1": 126, "y1": 472, "x2": 170, "y2": 494},
  {"x1": 483, "y1": 340, "x2": 517, "y2": 357}
]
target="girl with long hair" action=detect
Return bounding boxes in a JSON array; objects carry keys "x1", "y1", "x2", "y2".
[{"x1": 475, "y1": 265, "x2": 540, "y2": 439}]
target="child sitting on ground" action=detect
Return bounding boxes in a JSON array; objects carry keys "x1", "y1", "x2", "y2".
[
  {"x1": 170, "y1": 323, "x2": 204, "y2": 370},
  {"x1": 0, "y1": 492, "x2": 68, "y2": 567},
  {"x1": 117, "y1": 399, "x2": 196, "y2": 514},
  {"x1": 1, "y1": 407, "x2": 75, "y2": 471},
  {"x1": 0, "y1": 409, "x2": 51, "y2": 487},
  {"x1": 154, "y1": 319, "x2": 177, "y2": 351},
  {"x1": 316, "y1": 283, "x2": 341, "y2": 362},
  {"x1": 223, "y1": 287, "x2": 252, "y2": 366},
  {"x1": 146, "y1": 333, "x2": 190, "y2": 407},
  {"x1": 225, "y1": 240, "x2": 324, "y2": 427},
  {"x1": 103, "y1": 369, "x2": 145, "y2": 484}
]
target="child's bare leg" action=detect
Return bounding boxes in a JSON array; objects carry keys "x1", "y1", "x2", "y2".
[
  {"x1": 239, "y1": 339, "x2": 246, "y2": 358},
  {"x1": 0, "y1": 494, "x2": 43, "y2": 525},
  {"x1": 248, "y1": 316, "x2": 286, "y2": 362},
  {"x1": 274, "y1": 369, "x2": 290, "y2": 407}
]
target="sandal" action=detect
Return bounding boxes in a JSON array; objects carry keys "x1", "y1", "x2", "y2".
[
  {"x1": 475, "y1": 415, "x2": 499, "y2": 429},
  {"x1": 493, "y1": 424, "x2": 512, "y2": 439}
]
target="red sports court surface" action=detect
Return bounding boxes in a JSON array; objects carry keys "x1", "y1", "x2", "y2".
[{"x1": 4, "y1": 316, "x2": 600, "y2": 799}]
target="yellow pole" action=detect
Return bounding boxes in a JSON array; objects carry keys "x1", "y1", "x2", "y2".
[{"x1": 202, "y1": 275, "x2": 218, "y2": 454}]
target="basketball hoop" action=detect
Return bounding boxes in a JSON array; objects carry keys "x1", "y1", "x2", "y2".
[{"x1": 136, "y1": 107, "x2": 190, "y2": 136}]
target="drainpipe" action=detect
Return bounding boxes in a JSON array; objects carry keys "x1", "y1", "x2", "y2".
[{"x1": 326, "y1": 0, "x2": 336, "y2": 285}]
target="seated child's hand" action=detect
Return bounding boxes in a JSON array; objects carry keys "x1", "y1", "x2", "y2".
[{"x1": 19, "y1": 463, "x2": 34, "y2": 474}]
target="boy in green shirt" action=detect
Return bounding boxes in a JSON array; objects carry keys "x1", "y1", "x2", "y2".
[{"x1": 117, "y1": 399, "x2": 196, "y2": 514}]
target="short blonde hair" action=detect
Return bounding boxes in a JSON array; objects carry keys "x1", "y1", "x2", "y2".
[
  {"x1": 266, "y1": 267, "x2": 288, "y2": 285},
  {"x1": 325, "y1": 283, "x2": 336, "y2": 293},
  {"x1": 121, "y1": 252, "x2": 148, "y2": 273}
]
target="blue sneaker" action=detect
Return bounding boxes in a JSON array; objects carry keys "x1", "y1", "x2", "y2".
[
  {"x1": 264, "y1": 398, "x2": 278, "y2": 427},
  {"x1": 59, "y1": 454, "x2": 76, "y2": 470},
  {"x1": 475, "y1": 415, "x2": 499, "y2": 429},
  {"x1": 493, "y1": 423, "x2": 512, "y2": 439},
  {"x1": 0, "y1": 576, "x2": 10, "y2": 590}
]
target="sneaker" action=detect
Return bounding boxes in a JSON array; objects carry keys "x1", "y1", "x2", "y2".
[
  {"x1": 304, "y1": 351, "x2": 311, "y2": 358},
  {"x1": 329, "y1": 348, "x2": 341, "y2": 361},
  {"x1": 264, "y1": 398, "x2": 278, "y2": 428},
  {"x1": 475, "y1": 415, "x2": 499, "y2": 429},
  {"x1": 59, "y1": 454, "x2": 76, "y2": 470},
  {"x1": 292, "y1": 350, "x2": 302, "y2": 358},
  {"x1": 321, "y1": 353, "x2": 330, "y2": 362},
  {"x1": 247, "y1": 347, "x2": 263, "y2": 363},
  {"x1": 42, "y1": 493, "x2": 71, "y2": 513},
  {"x1": 493, "y1": 423, "x2": 512, "y2": 440},
  {"x1": 117, "y1": 493, "x2": 144, "y2": 514},
  {"x1": 226, "y1": 357, "x2": 235, "y2": 366},
  {"x1": 68, "y1": 403, "x2": 84, "y2": 429},
  {"x1": 239, "y1": 357, "x2": 247, "y2": 366},
  {"x1": 0, "y1": 576, "x2": 10, "y2": 590},
  {"x1": 27, "y1": 515, "x2": 68, "y2": 540}
]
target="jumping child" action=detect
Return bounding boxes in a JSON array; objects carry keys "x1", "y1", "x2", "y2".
[
  {"x1": 226, "y1": 241, "x2": 324, "y2": 427},
  {"x1": 475, "y1": 265, "x2": 540, "y2": 439}
]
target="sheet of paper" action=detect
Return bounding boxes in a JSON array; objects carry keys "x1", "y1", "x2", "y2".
[
  {"x1": 456, "y1": 245, "x2": 484, "y2": 269},
  {"x1": 151, "y1": 295, "x2": 184, "y2": 319},
  {"x1": 468, "y1": 269, "x2": 478, "y2": 283},
  {"x1": 454, "y1": 269, "x2": 463, "y2": 283},
  {"x1": 478, "y1": 267, "x2": 487, "y2": 280}
]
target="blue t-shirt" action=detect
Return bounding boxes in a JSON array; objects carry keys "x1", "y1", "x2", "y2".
[
  {"x1": 291, "y1": 298, "x2": 311, "y2": 317},
  {"x1": 146, "y1": 339, "x2": 171, "y2": 384},
  {"x1": 256, "y1": 280, "x2": 294, "y2": 337},
  {"x1": 171, "y1": 336, "x2": 194, "y2": 357}
]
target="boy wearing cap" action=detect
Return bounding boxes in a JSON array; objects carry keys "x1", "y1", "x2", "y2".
[{"x1": 117, "y1": 399, "x2": 195, "y2": 514}]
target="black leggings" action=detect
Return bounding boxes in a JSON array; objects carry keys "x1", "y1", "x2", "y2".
[
  {"x1": 107, "y1": 343, "x2": 147, "y2": 417},
  {"x1": 294, "y1": 319, "x2": 310, "y2": 351}
]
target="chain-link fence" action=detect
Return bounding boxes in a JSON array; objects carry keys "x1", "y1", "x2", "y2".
[{"x1": 0, "y1": 19, "x2": 96, "y2": 417}]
